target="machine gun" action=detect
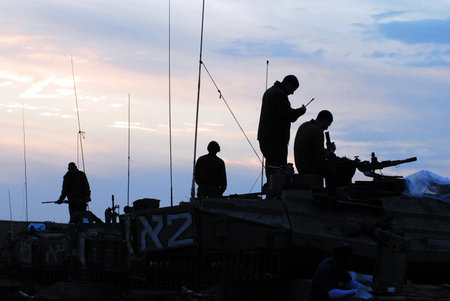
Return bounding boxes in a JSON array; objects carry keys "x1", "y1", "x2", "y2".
[
  {"x1": 356, "y1": 152, "x2": 417, "y2": 178},
  {"x1": 105, "y1": 195, "x2": 120, "y2": 224}
]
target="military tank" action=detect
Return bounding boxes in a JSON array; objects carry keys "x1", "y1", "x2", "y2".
[
  {"x1": 0, "y1": 154, "x2": 449, "y2": 300},
  {"x1": 119, "y1": 152, "x2": 450, "y2": 289}
]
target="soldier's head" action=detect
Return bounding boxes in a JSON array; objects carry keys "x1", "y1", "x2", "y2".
[
  {"x1": 332, "y1": 242, "x2": 352, "y2": 268},
  {"x1": 316, "y1": 110, "x2": 333, "y2": 130},
  {"x1": 207, "y1": 141, "x2": 220, "y2": 155},
  {"x1": 281, "y1": 75, "x2": 299, "y2": 95},
  {"x1": 68, "y1": 162, "x2": 78, "y2": 171}
]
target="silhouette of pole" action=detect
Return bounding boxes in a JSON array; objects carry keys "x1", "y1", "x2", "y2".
[
  {"x1": 127, "y1": 93, "x2": 131, "y2": 207},
  {"x1": 71, "y1": 55, "x2": 86, "y2": 172},
  {"x1": 168, "y1": 0, "x2": 174, "y2": 206},
  {"x1": 22, "y1": 101, "x2": 28, "y2": 222},
  {"x1": 191, "y1": 0, "x2": 206, "y2": 199},
  {"x1": 8, "y1": 190, "x2": 13, "y2": 239}
]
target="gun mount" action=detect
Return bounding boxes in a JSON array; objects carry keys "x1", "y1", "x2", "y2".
[
  {"x1": 356, "y1": 152, "x2": 417, "y2": 178},
  {"x1": 104, "y1": 194, "x2": 120, "y2": 224}
]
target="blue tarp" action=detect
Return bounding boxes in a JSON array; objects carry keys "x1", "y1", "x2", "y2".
[
  {"x1": 403, "y1": 170, "x2": 450, "y2": 203},
  {"x1": 28, "y1": 223, "x2": 46, "y2": 231}
]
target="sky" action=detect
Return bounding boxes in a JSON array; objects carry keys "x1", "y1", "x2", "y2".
[{"x1": 1, "y1": 0, "x2": 449, "y2": 223}]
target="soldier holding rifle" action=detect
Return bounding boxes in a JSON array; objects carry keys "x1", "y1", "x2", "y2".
[{"x1": 55, "y1": 162, "x2": 91, "y2": 223}]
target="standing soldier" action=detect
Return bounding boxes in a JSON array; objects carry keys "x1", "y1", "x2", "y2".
[
  {"x1": 194, "y1": 141, "x2": 227, "y2": 198},
  {"x1": 257, "y1": 75, "x2": 306, "y2": 182},
  {"x1": 56, "y1": 162, "x2": 91, "y2": 222}
]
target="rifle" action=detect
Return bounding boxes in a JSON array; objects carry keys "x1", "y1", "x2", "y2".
[
  {"x1": 228, "y1": 192, "x2": 265, "y2": 199},
  {"x1": 41, "y1": 200, "x2": 68, "y2": 204}
]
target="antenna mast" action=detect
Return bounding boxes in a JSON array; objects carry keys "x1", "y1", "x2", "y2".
[
  {"x1": 8, "y1": 190, "x2": 14, "y2": 239},
  {"x1": 191, "y1": 0, "x2": 206, "y2": 199},
  {"x1": 168, "y1": 0, "x2": 174, "y2": 206},
  {"x1": 71, "y1": 55, "x2": 86, "y2": 172},
  {"x1": 22, "y1": 101, "x2": 28, "y2": 222},
  {"x1": 127, "y1": 93, "x2": 131, "y2": 207}
]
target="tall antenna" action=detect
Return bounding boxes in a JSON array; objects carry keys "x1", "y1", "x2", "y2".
[
  {"x1": 168, "y1": 0, "x2": 174, "y2": 206},
  {"x1": 127, "y1": 93, "x2": 131, "y2": 207},
  {"x1": 71, "y1": 55, "x2": 86, "y2": 172},
  {"x1": 21, "y1": 101, "x2": 28, "y2": 222},
  {"x1": 8, "y1": 190, "x2": 14, "y2": 239},
  {"x1": 191, "y1": 0, "x2": 206, "y2": 199}
]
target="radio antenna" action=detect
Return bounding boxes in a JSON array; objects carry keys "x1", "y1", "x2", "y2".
[
  {"x1": 168, "y1": 0, "x2": 174, "y2": 206},
  {"x1": 22, "y1": 101, "x2": 28, "y2": 222},
  {"x1": 127, "y1": 93, "x2": 131, "y2": 207},
  {"x1": 71, "y1": 55, "x2": 86, "y2": 172},
  {"x1": 8, "y1": 190, "x2": 14, "y2": 239},
  {"x1": 191, "y1": 0, "x2": 206, "y2": 199}
]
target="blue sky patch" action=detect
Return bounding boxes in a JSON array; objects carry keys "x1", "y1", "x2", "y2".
[{"x1": 377, "y1": 18, "x2": 450, "y2": 44}]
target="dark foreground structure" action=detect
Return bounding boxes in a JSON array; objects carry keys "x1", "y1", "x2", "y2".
[{"x1": 1, "y1": 155, "x2": 450, "y2": 300}]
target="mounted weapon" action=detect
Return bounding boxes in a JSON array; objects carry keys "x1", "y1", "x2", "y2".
[{"x1": 356, "y1": 152, "x2": 417, "y2": 178}]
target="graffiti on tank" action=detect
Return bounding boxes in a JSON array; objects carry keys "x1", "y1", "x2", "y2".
[{"x1": 139, "y1": 212, "x2": 194, "y2": 251}]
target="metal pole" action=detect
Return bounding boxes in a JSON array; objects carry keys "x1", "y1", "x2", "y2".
[
  {"x1": 127, "y1": 93, "x2": 131, "y2": 207},
  {"x1": 191, "y1": 0, "x2": 206, "y2": 199},
  {"x1": 22, "y1": 101, "x2": 28, "y2": 222},
  {"x1": 168, "y1": 0, "x2": 174, "y2": 206}
]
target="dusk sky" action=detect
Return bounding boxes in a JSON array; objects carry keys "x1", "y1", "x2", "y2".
[{"x1": 1, "y1": 1, "x2": 449, "y2": 223}]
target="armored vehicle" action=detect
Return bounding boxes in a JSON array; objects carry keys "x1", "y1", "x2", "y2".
[{"x1": 1, "y1": 154, "x2": 449, "y2": 300}]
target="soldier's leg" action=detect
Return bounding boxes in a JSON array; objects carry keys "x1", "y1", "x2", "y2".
[{"x1": 260, "y1": 142, "x2": 288, "y2": 180}]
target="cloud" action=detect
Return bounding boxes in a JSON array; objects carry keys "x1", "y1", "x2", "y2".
[
  {"x1": 406, "y1": 49, "x2": 450, "y2": 67},
  {"x1": 204, "y1": 122, "x2": 224, "y2": 127},
  {"x1": 0, "y1": 70, "x2": 33, "y2": 83},
  {"x1": 39, "y1": 112, "x2": 59, "y2": 117},
  {"x1": 12, "y1": 2, "x2": 167, "y2": 45},
  {"x1": 372, "y1": 11, "x2": 407, "y2": 22},
  {"x1": 0, "y1": 34, "x2": 48, "y2": 47},
  {"x1": 219, "y1": 39, "x2": 325, "y2": 58},
  {"x1": 370, "y1": 51, "x2": 399, "y2": 59},
  {"x1": 109, "y1": 121, "x2": 156, "y2": 132},
  {"x1": 368, "y1": 49, "x2": 450, "y2": 67},
  {"x1": 377, "y1": 18, "x2": 450, "y2": 44}
]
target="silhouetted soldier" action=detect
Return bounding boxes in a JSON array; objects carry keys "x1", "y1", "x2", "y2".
[
  {"x1": 194, "y1": 141, "x2": 227, "y2": 198},
  {"x1": 294, "y1": 110, "x2": 355, "y2": 190},
  {"x1": 56, "y1": 162, "x2": 91, "y2": 223},
  {"x1": 257, "y1": 75, "x2": 306, "y2": 182},
  {"x1": 306, "y1": 243, "x2": 370, "y2": 301}
]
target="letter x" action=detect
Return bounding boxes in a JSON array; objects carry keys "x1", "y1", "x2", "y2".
[{"x1": 139, "y1": 215, "x2": 163, "y2": 250}]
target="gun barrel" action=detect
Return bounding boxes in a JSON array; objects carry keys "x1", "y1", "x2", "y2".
[
  {"x1": 403, "y1": 157, "x2": 417, "y2": 163},
  {"x1": 386, "y1": 157, "x2": 417, "y2": 167},
  {"x1": 228, "y1": 192, "x2": 264, "y2": 198},
  {"x1": 356, "y1": 156, "x2": 417, "y2": 173}
]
